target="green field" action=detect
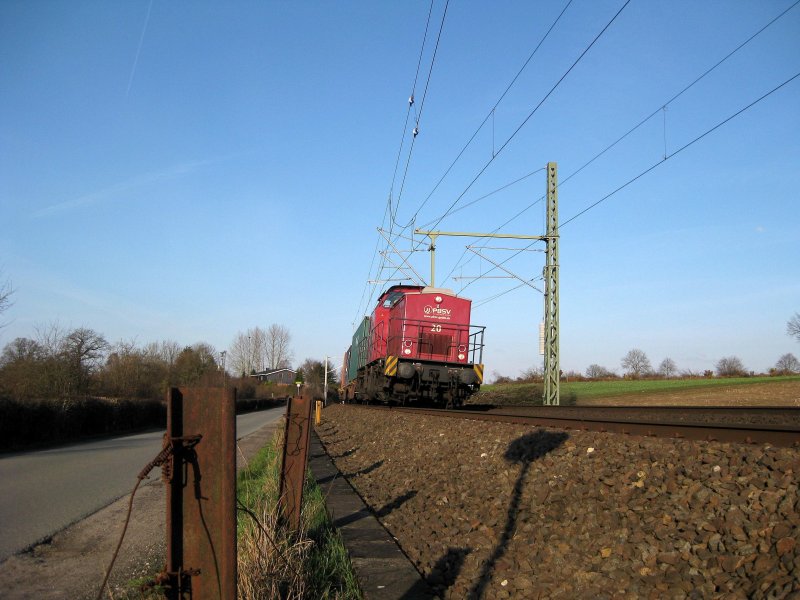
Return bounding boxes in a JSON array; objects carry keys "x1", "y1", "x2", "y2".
[{"x1": 472, "y1": 375, "x2": 800, "y2": 406}]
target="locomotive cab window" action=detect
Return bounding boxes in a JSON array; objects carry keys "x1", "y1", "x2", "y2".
[{"x1": 382, "y1": 291, "x2": 404, "y2": 308}]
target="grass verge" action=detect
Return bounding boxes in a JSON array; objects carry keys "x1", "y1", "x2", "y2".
[
  {"x1": 473, "y1": 375, "x2": 800, "y2": 406},
  {"x1": 237, "y1": 431, "x2": 363, "y2": 600}
]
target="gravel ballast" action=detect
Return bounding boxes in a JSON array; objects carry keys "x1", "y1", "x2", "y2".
[{"x1": 316, "y1": 405, "x2": 799, "y2": 599}]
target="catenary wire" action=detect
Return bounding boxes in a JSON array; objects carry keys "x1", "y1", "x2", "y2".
[
  {"x1": 461, "y1": 69, "x2": 800, "y2": 301},
  {"x1": 368, "y1": 0, "x2": 450, "y2": 319},
  {"x1": 421, "y1": 0, "x2": 632, "y2": 237},
  {"x1": 393, "y1": 0, "x2": 574, "y2": 232},
  {"x1": 354, "y1": 0, "x2": 437, "y2": 327},
  {"x1": 387, "y1": 0, "x2": 436, "y2": 233},
  {"x1": 442, "y1": 1, "x2": 800, "y2": 288},
  {"x1": 382, "y1": 0, "x2": 631, "y2": 289},
  {"x1": 560, "y1": 69, "x2": 800, "y2": 227},
  {"x1": 392, "y1": 0, "x2": 451, "y2": 227}
]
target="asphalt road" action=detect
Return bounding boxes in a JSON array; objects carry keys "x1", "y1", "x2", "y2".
[{"x1": 0, "y1": 407, "x2": 285, "y2": 562}]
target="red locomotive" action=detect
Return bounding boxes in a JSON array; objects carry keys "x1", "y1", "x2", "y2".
[{"x1": 341, "y1": 285, "x2": 485, "y2": 407}]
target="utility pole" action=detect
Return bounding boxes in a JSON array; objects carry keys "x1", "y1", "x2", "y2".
[
  {"x1": 415, "y1": 163, "x2": 560, "y2": 406},
  {"x1": 324, "y1": 356, "x2": 329, "y2": 406},
  {"x1": 542, "y1": 162, "x2": 560, "y2": 406}
]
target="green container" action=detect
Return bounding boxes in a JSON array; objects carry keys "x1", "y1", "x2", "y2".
[{"x1": 348, "y1": 316, "x2": 371, "y2": 382}]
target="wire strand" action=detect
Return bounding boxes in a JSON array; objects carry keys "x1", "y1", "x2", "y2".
[
  {"x1": 393, "y1": 0, "x2": 574, "y2": 232},
  {"x1": 466, "y1": 69, "x2": 800, "y2": 303}
]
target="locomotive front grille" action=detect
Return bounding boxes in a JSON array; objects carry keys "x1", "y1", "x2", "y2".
[{"x1": 418, "y1": 332, "x2": 453, "y2": 357}]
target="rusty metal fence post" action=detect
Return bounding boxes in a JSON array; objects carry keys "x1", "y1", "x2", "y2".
[
  {"x1": 165, "y1": 387, "x2": 237, "y2": 599},
  {"x1": 278, "y1": 395, "x2": 313, "y2": 530}
]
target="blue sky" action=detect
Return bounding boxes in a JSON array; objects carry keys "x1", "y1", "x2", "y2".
[{"x1": 1, "y1": 1, "x2": 798, "y2": 379}]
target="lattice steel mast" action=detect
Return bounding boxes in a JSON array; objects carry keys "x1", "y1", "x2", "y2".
[{"x1": 543, "y1": 162, "x2": 559, "y2": 405}]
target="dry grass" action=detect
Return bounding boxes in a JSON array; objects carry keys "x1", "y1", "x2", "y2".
[{"x1": 236, "y1": 430, "x2": 362, "y2": 600}]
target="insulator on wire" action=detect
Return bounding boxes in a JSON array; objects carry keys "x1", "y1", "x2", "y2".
[
  {"x1": 413, "y1": 127, "x2": 419, "y2": 137},
  {"x1": 408, "y1": 94, "x2": 415, "y2": 106}
]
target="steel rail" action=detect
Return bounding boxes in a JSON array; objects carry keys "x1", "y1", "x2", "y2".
[{"x1": 353, "y1": 405, "x2": 800, "y2": 448}]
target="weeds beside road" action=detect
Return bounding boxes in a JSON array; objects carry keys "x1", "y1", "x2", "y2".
[{"x1": 237, "y1": 431, "x2": 362, "y2": 600}]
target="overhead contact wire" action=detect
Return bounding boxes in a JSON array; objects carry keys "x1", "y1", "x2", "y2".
[
  {"x1": 395, "y1": 0, "x2": 574, "y2": 233},
  {"x1": 392, "y1": 0, "x2": 451, "y2": 228},
  {"x1": 382, "y1": 0, "x2": 631, "y2": 288},
  {"x1": 463, "y1": 69, "x2": 800, "y2": 300},
  {"x1": 451, "y1": 0, "x2": 800, "y2": 291},
  {"x1": 358, "y1": 0, "x2": 437, "y2": 326},
  {"x1": 424, "y1": 0, "x2": 632, "y2": 236}
]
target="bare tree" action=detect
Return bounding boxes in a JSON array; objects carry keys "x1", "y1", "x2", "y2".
[
  {"x1": 774, "y1": 353, "x2": 800, "y2": 375},
  {"x1": 1, "y1": 337, "x2": 42, "y2": 365},
  {"x1": 788, "y1": 313, "x2": 800, "y2": 343},
  {"x1": 266, "y1": 323, "x2": 292, "y2": 369},
  {"x1": 174, "y1": 342, "x2": 218, "y2": 385},
  {"x1": 62, "y1": 327, "x2": 109, "y2": 393},
  {"x1": 657, "y1": 357, "x2": 678, "y2": 379},
  {"x1": 0, "y1": 273, "x2": 12, "y2": 328},
  {"x1": 228, "y1": 332, "x2": 251, "y2": 377},
  {"x1": 250, "y1": 327, "x2": 267, "y2": 371},
  {"x1": 621, "y1": 349, "x2": 652, "y2": 378},
  {"x1": 716, "y1": 356, "x2": 746, "y2": 377},
  {"x1": 519, "y1": 365, "x2": 543, "y2": 382},
  {"x1": 0, "y1": 337, "x2": 46, "y2": 399},
  {"x1": 586, "y1": 364, "x2": 614, "y2": 379},
  {"x1": 298, "y1": 357, "x2": 338, "y2": 400},
  {"x1": 35, "y1": 321, "x2": 68, "y2": 356},
  {"x1": 151, "y1": 340, "x2": 181, "y2": 366},
  {"x1": 228, "y1": 327, "x2": 269, "y2": 377}
]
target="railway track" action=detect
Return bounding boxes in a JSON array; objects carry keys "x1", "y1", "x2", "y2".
[{"x1": 354, "y1": 404, "x2": 800, "y2": 447}]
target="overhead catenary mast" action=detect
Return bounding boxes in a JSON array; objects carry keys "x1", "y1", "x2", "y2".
[{"x1": 415, "y1": 162, "x2": 560, "y2": 405}]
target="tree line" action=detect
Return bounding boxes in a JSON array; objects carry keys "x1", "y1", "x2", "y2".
[
  {"x1": 0, "y1": 323, "x2": 225, "y2": 401},
  {"x1": 0, "y1": 317, "x2": 339, "y2": 403},
  {"x1": 490, "y1": 312, "x2": 800, "y2": 383}
]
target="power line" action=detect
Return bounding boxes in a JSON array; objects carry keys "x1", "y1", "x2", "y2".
[
  {"x1": 561, "y1": 69, "x2": 800, "y2": 227},
  {"x1": 393, "y1": 0, "x2": 574, "y2": 231},
  {"x1": 465, "y1": 69, "x2": 800, "y2": 303},
  {"x1": 391, "y1": 0, "x2": 451, "y2": 229},
  {"x1": 419, "y1": 167, "x2": 545, "y2": 229},
  {"x1": 387, "y1": 0, "x2": 436, "y2": 230},
  {"x1": 382, "y1": 0, "x2": 630, "y2": 292},
  {"x1": 555, "y1": 0, "x2": 800, "y2": 194},
  {"x1": 371, "y1": 0, "x2": 450, "y2": 319},
  {"x1": 446, "y1": 0, "x2": 800, "y2": 288},
  {"x1": 422, "y1": 0, "x2": 632, "y2": 236},
  {"x1": 421, "y1": 0, "x2": 632, "y2": 287},
  {"x1": 354, "y1": 0, "x2": 438, "y2": 327}
]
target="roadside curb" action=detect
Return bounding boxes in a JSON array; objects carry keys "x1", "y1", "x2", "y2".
[{"x1": 309, "y1": 430, "x2": 434, "y2": 600}]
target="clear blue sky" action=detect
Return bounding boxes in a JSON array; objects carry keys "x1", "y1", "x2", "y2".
[{"x1": 1, "y1": 1, "x2": 798, "y2": 379}]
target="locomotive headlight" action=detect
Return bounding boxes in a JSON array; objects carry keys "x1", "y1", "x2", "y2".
[
  {"x1": 404, "y1": 348, "x2": 412, "y2": 355},
  {"x1": 435, "y1": 295, "x2": 442, "y2": 303},
  {"x1": 458, "y1": 353, "x2": 465, "y2": 360},
  {"x1": 403, "y1": 340, "x2": 412, "y2": 347},
  {"x1": 459, "y1": 369, "x2": 477, "y2": 384},
  {"x1": 458, "y1": 344, "x2": 466, "y2": 352},
  {"x1": 398, "y1": 363, "x2": 415, "y2": 378}
]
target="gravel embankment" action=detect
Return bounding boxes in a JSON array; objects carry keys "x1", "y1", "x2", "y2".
[{"x1": 317, "y1": 405, "x2": 799, "y2": 599}]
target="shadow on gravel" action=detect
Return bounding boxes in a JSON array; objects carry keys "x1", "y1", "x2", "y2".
[
  {"x1": 344, "y1": 460, "x2": 384, "y2": 478},
  {"x1": 332, "y1": 447, "x2": 359, "y2": 459},
  {"x1": 468, "y1": 429, "x2": 569, "y2": 600},
  {"x1": 376, "y1": 490, "x2": 418, "y2": 518},
  {"x1": 394, "y1": 546, "x2": 471, "y2": 600}
]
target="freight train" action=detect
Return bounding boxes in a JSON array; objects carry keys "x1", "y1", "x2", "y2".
[{"x1": 341, "y1": 285, "x2": 485, "y2": 408}]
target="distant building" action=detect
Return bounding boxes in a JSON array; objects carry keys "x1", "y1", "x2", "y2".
[{"x1": 251, "y1": 368, "x2": 296, "y2": 385}]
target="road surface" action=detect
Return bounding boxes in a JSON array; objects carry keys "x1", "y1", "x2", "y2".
[{"x1": 0, "y1": 407, "x2": 284, "y2": 561}]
